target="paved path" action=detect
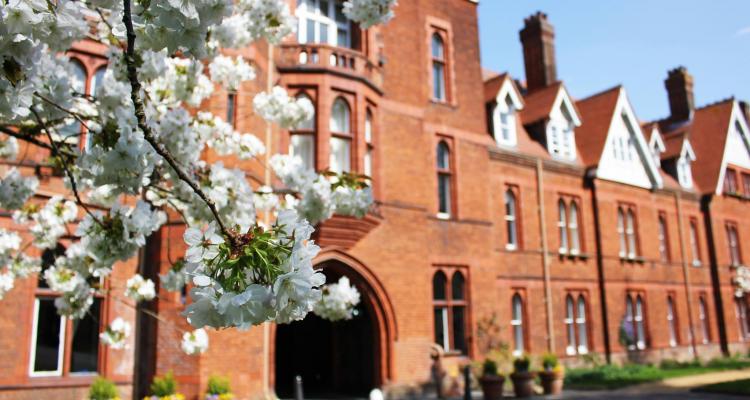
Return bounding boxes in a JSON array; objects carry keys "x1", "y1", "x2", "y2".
[{"x1": 553, "y1": 368, "x2": 750, "y2": 399}]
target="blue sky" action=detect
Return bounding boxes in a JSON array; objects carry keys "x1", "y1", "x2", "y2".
[{"x1": 477, "y1": 1, "x2": 750, "y2": 121}]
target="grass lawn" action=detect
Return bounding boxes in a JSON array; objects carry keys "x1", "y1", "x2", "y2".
[
  {"x1": 564, "y1": 357, "x2": 750, "y2": 390},
  {"x1": 695, "y1": 378, "x2": 750, "y2": 396}
]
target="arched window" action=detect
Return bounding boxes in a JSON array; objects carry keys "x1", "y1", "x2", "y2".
[
  {"x1": 511, "y1": 293, "x2": 525, "y2": 356},
  {"x1": 558, "y1": 200, "x2": 568, "y2": 253},
  {"x1": 436, "y1": 141, "x2": 452, "y2": 217},
  {"x1": 625, "y1": 295, "x2": 636, "y2": 350},
  {"x1": 667, "y1": 296, "x2": 678, "y2": 347},
  {"x1": 617, "y1": 208, "x2": 627, "y2": 257},
  {"x1": 658, "y1": 215, "x2": 670, "y2": 263},
  {"x1": 431, "y1": 33, "x2": 446, "y2": 101},
  {"x1": 736, "y1": 298, "x2": 750, "y2": 341},
  {"x1": 31, "y1": 244, "x2": 102, "y2": 377},
  {"x1": 504, "y1": 189, "x2": 518, "y2": 250},
  {"x1": 290, "y1": 93, "x2": 316, "y2": 170},
  {"x1": 565, "y1": 295, "x2": 576, "y2": 354},
  {"x1": 296, "y1": 0, "x2": 351, "y2": 48},
  {"x1": 495, "y1": 94, "x2": 516, "y2": 146},
  {"x1": 364, "y1": 109, "x2": 374, "y2": 177},
  {"x1": 635, "y1": 295, "x2": 646, "y2": 349},
  {"x1": 432, "y1": 270, "x2": 468, "y2": 354},
  {"x1": 59, "y1": 60, "x2": 87, "y2": 139},
  {"x1": 569, "y1": 202, "x2": 580, "y2": 254},
  {"x1": 626, "y1": 210, "x2": 637, "y2": 258},
  {"x1": 699, "y1": 296, "x2": 710, "y2": 344},
  {"x1": 85, "y1": 66, "x2": 107, "y2": 151},
  {"x1": 689, "y1": 219, "x2": 701, "y2": 266},
  {"x1": 226, "y1": 92, "x2": 237, "y2": 127},
  {"x1": 329, "y1": 97, "x2": 351, "y2": 173},
  {"x1": 727, "y1": 224, "x2": 742, "y2": 266},
  {"x1": 577, "y1": 295, "x2": 589, "y2": 353}
]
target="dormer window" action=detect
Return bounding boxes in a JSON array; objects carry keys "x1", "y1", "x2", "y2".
[
  {"x1": 548, "y1": 102, "x2": 576, "y2": 160},
  {"x1": 613, "y1": 113, "x2": 638, "y2": 162},
  {"x1": 677, "y1": 156, "x2": 693, "y2": 189},
  {"x1": 296, "y1": 0, "x2": 352, "y2": 49},
  {"x1": 494, "y1": 94, "x2": 517, "y2": 146},
  {"x1": 651, "y1": 142, "x2": 662, "y2": 167}
]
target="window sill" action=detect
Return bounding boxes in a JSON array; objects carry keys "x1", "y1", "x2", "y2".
[
  {"x1": 436, "y1": 212, "x2": 451, "y2": 220},
  {"x1": 692, "y1": 261, "x2": 703, "y2": 267},
  {"x1": 506, "y1": 244, "x2": 518, "y2": 251},
  {"x1": 429, "y1": 99, "x2": 457, "y2": 109}
]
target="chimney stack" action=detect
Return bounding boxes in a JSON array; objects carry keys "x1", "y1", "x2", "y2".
[
  {"x1": 665, "y1": 67, "x2": 695, "y2": 121},
  {"x1": 520, "y1": 12, "x2": 557, "y2": 93}
]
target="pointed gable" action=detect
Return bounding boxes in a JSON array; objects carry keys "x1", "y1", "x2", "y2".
[
  {"x1": 576, "y1": 86, "x2": 662, "y2": 189},
  {"x1": 519, "y1": 82, "x2": 582, "y2": 161},
  {"x1": 519, "y1": 82, "x2": 563, "y2": 126}
]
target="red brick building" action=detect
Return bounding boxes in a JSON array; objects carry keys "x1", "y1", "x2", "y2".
[{"x1": 1, "y1": 2, "x2": 749, "y2": 400}]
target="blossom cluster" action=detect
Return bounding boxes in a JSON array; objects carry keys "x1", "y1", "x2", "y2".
[
  {"x1": 254, "y1": 86, "x2": 315, "y2": 130},
  {"x1": 181, "y1": 328, "x2": 210, "y2": 355},
  {"x1": 125, "y1": 274, "x2": 157, "y2": 303},
  {"x1": 182, "y1": 210, "x2": 325, "y2": 328},
  {"x1": 100, "y1": 317, "x2": 132, "y2": 350},
  {"x1": 270, "y1": 155, "x2": 373, "y2": 224},
  {"x1": 313, "y1": 276, "x2": 361, "y2": 321},
  {"x1": 0, "y1": 228, "x2": 40, "y2": 299},
  {"x1": 733, "y1": 265, "x2": 750, "y2": 298},
  {"x1": 343, "y1": 0, "x2": 398, "y2": 29}
]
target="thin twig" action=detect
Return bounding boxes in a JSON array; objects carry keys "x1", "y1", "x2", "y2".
[
  {"x1": 121, "y1": 0, "x2": 238, "y2": 247},
  {"x1": 29, "y1": 107, "x2": 104, "y2": 226},
  {"x1": 34, "y1": 93, "x2": 94, "y2": 132},
  {"x1": 0, "y1": 126, "x2": 54, "y2": 151}
]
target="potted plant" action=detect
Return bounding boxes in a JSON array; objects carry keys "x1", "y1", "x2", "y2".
[
  {"x1": 89, "y1": 377, "x2": 120, "y2": 400},
  {"x1": 145, "y1": 372, "x2": 185, "y2": 400},
  {"x1": 479, "y1": 359, "x2": 505, "y2": 400},
  {"x1": 510, "y1": 355, "x2": 536, "y2": 398},
  {"x1": 205, "y1": 375, "x2": 235, "y2": 400},
  {"x1": 538, "y1": 353, "x2": 564, "y2": 395}
]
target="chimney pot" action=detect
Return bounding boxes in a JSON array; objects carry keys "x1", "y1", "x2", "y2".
[
  {"x1": 665, "y1": 66, "x2": 695, "y2": 121},
  {"x1": 520, "y1": 11, "x2": 557, "y2": 93}
]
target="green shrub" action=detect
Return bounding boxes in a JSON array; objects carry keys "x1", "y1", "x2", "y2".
[
  {"x1": 150, "y1": 371, "x2": 178, "y2": 397},
  {"x1": 706, "y1": 356, "x2": 750, "y2": 370},
  {"x1": 513, "y1": 355, "x2": 530, "y2": 373},
  {"x1": 659, "y1": 359, "x2": 700, "y2": 370},
  {"x1": 89, "y1": 377, "x2": 119, "y2": 400},
  {"x1": 482, "y1": 359, "x2": 499, "y2": 376},
  {"x1": 541, "y1": 353, "x2": 559, "y2": 371},
  {"x1": 580, "y1": 352, "x2": 603, "y2": 368},
  {"x1": 207, "y1": 375, "x2": 232, "y2": 395}
]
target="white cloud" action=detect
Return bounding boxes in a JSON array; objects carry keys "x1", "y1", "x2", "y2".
[{"x1": 736, "y1": 26, "x2": 750, "y2": 36}]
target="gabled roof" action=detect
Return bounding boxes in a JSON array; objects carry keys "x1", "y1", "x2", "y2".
[
  {"x1": 519, "y1": 81, "x2": 565, "y2": 125},
  {"x1": 662, "y1": 132, "x2": 693, "y2": 160},
  {"x1": 659, "y1": 99, "x2": 736, "y2": 194},
  {"x1": 484, "y1": 73, "x2": 524, "y2": 109},
  {"x1": 574, "y1": 86, "x2": 622, "y2": 167},
  {"x1": 641, "y1": 122, "x2": 666, "y2": 152}
]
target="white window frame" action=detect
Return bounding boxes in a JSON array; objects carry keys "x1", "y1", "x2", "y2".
[
  {"x1": 690, "y1": 221, "x2": 701, "y2": 267},
  {"x1": 564, "y1": 296, "x2": 576, "y2": 355},
  {"x1": 617, "y1": 208, "x2": 627, "y2": 258},
  {"x1": 667, "y1": 296, "x2": 677, "y2": 347},
  {"x1": 635, "y1": 296, "x2": 646, "y2": 350},
  {"x1": 727, "y1": 225, "x2": 741, "y2": 267},
  {"x1": 28, "y1": 298, "x2": 66, "y2": 377},
  {"x1": 558, "y1": 200, "x2": 568, "y2": 254},
  {"x1": 494, "y1": 94, "x2": 517, "y2": 147},
  {"x1": 699, "y1": 298, "x2": 709, "y2": 344},
  {"x1": 296, "y1": 0, "x2": 351, "y2": 48},
  {"x1": 504, "y1": 189, "x2": 518, "y2": 250},
  {"x1": 569, "y1": 202, "x2": 580, "y2": 255},
  {"x1": 576, "y1": 296, "x2": 589, "y2": 354},
  {"x1": 658, "y1": 216, "x2": 669, "y2": 263},
  {"x1": 626, "y1": 210, "x2": 637, "y2": 259},
  {"x1": 511, "y1": 294, "x2": 524, "y2": 356}
]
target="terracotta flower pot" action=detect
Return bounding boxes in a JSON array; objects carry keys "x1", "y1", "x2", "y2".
[
  {"x1": 539, "y1": 370, "x2": 564, "y2": 395},
  {"x1": 510, "y1": 371, "x2": 537, "y2": 398},
  {"x1": 479, "y1": 374, "x2": 505, "y2": 400}
]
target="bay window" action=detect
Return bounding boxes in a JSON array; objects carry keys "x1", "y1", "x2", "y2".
[
  {"x1": 329, "y1": 97, "x2": 351, "y2": 173},
  {"x1": 290, "y1": 93, "x2": 316, "y2": 171},
  {"x1": 296, "y1": 0, "x2": 352, "y2": 48}
]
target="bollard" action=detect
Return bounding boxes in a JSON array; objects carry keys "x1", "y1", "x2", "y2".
[
  {"x1": 294, "y1": 375, "x2": 304, "y2": 400},
  {"x1": 463, "y1": 365, "x2": 472, "y2": 400}
]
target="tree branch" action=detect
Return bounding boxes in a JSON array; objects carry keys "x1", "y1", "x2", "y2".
[
  {"x1": 0, "y1": 126, "x2": 54, "y2": 151},
  {"x1": 121, "y1": 0, "x2": 238, "y2": 247}
]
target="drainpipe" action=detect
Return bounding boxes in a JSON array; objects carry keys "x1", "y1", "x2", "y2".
[
  {"x1": 586, "y1": 169, "x2": 612, "y2": 363},
  {"x1": 536, "y1": 159, "x2": 555, "y2": 353},
  {"x1": 674, "y1": 192, "x2": 698, "y2": 358},
  {"x1": 700, "y1": 194, "x2": 730, "y2": 355}
]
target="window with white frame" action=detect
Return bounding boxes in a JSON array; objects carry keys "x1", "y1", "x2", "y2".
[
  {"x1": 431, "y1": 32, "x2": 447, "y2": 102},
  {"x1": 30, "y1": 246, "x2": 102, "y2": 377},
  {"x1": 677, "y1": 156, "x2": 693, "y2": 188},
  {"x1": 436, "y1": 141, "x2": 452, "y2": 218},
  {"x1": 569, "y1": 202, "x2": 581, "y2": 254},
  {"x1": 290, "y1": 93, "x2": 316, "y2": 171},
  {"x1": 726, "y1": 223, "x2": 742, "y2": 267},
  {"x1": 495, "y1": 94, "x2": 516, "y2": 146},
  {"x1": 736, "y1": 298, "x2": 750, "y2": 341},
  {"x1": 699, "y1": 296, "x2": 710, "y2": 344},
  {"x1": 617, "y1": 208, "x2": 627, "y2": 257},
  {"x1": 667, "y1": 296, "x2": 678, "y2": 347},
  {"x1": 59, "y1": 60, "x2": 86, "y2": 140},
  {"x1": 504, "y1": 189, "x2": 518, "y2": 250},
  {"x1": 226, "y1": 92, "x2": 237, "y2": 128},
  {"x1": 564, "y1": 294, "x2": 589, "y2": 355},
  {"x1": 689, "y1": 219, "x2": 701, "y2": 266},
  {"x1": 364, "y1": 108, "x2": 374, "y2": 177},
  {"x1": 296, "y1": 0, "x2": 351, "y2": 48},
  {"x1": 576, "y1": 295, "x2": 589, "y2": 354},
  {"x1": 558, "y1": 200, "x2": 568, "y2": 254},
  {"x1": 85, "y1": 66, "x2": 107, "y2": 151},
  {"x1": 329, "y1": 97, "x2": 351, "y2": 173},
  {"x1": 618, "y1": 207, "x2": 639, "y2": 259},
  {"x1": 658, "y1": 215, "x2": 670, "y2": 263},
  {"x1": 547, "y1": 102, "x2": 576, "y2": 160},
  {"x1": 511, "y1": 293, "x2": 525, "y2": 356},
  {"x1": 625, "y1": 294, "x2": 647, "y2": 350},
  {"x1": 565, "y1": 296, "x2": 577, "y2": 355},
  {"x1": 432, "y1": 270, "x2": 468, "y2": 354}
]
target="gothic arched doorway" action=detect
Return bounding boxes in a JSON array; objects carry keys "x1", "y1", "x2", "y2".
[{"x1": 274, "y1": 254, "x2": 395, "y2": 399}]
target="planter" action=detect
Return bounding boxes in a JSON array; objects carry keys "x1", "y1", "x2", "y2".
[
  {"x1": 539, "y1": 370, "x2": 564, "y2": 395},
  {"x1": 479, "y1": 375, "x2": 505, "y2": 400},
  {"x1": 510, "y1": 371, "x2": 537, "y2": 398}
]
